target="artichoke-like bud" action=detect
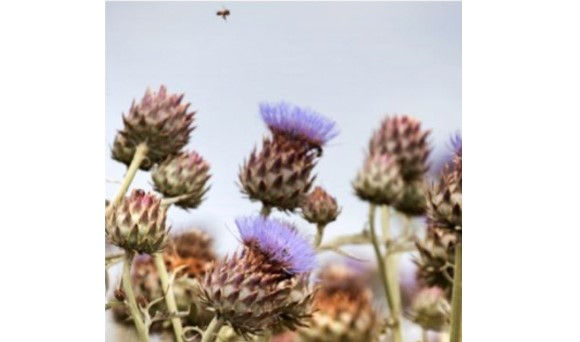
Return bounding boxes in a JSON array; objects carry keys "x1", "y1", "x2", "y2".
[
  {"x1": 201, "y1": 217, "x2": 316, "y2": 338},
  {"x1": 408, "y1": 287, "x2": 451, "y2": 332},
  {"x1": 152, "y1": 151, "x2": 211, "y2": 209},
  {"x1": 369, "y1": 115, "x2": 431, "y2": 181},
  {"x1": 105, "y1": 189, "x2": 168, "y2": 254},
  {"x1": 393, "y1": 180, "x2": 428, "y2": 216},
  {"x1": 301, "y1": 186, "x2": 340, "y2": 226},
  {"x1": 260, "y1": 102, "x2": 338, "y2": 153},
  {"x1": 239, "y1": 136, "x2": 316, "y2": 211},
  {"x1": 111, "y1": 85, "x2": 195, "y2": 170},
  {"x1": 427, "y1": 163, "x2": 462, "y2": 234},
  {"x1": 297, "y1": 264, "x2": 379, "y2": 342},
  {"x1": 414, "y1": 228, "x2": 457, "y2": 298},
  {"x1": 353, "y1": 154, "x2": 404, "y2": 205}
]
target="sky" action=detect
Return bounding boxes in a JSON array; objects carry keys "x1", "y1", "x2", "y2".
[{"x1": 105, "y1": 1, "x2": 461, "y2": 256}]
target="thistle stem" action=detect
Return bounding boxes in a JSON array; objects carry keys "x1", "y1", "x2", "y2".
[
  {"x1": 260, "y1": 205, "x2": 272, "y2": 217},
  {"x1": 121, "y1": 251, "x2": 150, "y2": 342},
  {"x1": 112, "y1": 143, "x2": 148, "y2": 208},
  {"x1": 379, "y1": 206, "x2": 403, "y2": 342},
  {"x1": 153, "y1": 253, "x2": 184, "y2": 342},
  {"x1": 449, "y1": 242, "x2": 462, "y2": 342},
  {"x1": 201, "y1": 316, "x2": 224, "y2": 342},
  {"x1": 313, "y1": 223, "x2": 326, "y2": 247}
]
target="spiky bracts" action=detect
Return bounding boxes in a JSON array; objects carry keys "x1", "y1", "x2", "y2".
[
  {"x1": 408, "y1": 287, "x2": 451, "y2": 332},
  {"x1": 152, "y1": 151, "x2": 211, "y2": 209},
  {"x1": 260, "y1": 102, "x2": 338, "y2": 149},
  {"x1": 239, "y1": 136, "x2": 316, "y2": 211},
  {"x1": 297, "y1": 264, "x2": 379, "y2": 342},
  {"x1": 200, "y1": 217, "x2": 315, "y2": 337},
  {"x1": 353, "y1": 154, "x2": 404, "y2": 205},
  {"x1": 414, "y1": 228, "x2": 457, "y2": 298},
  {"x1": 105, "y1": 189, "x2": 168, "y2": 254},
  {"x1": 369, "y1": 115, "x2": 431, "y2": 182},
  {"x1": 301, "y1": 187, "x2": 340, "y2": 226},
  {"x1": 111, "y1": 85, "x2": 195, "y2": 170},
  {"x1": 164, "y1": 229, "x2": 216, "y2": 278}
]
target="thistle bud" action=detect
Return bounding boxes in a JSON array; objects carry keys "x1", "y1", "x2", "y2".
[
  {"x1": 201, "y1": 217, "x2": 316, "y2": 337},
  {"x1": 105, "y1": 189, "x2": 168, "y2": 254},
  {"x1": 301, "y1": 186, "x2": 340, "y2": 226},
  {"x1": 297, "y1": 264, "x2": 379, "y2": 342},
  {"x1": 369, "y1": 115, "x2": 431, "y2": 181},
  {"x1": 239, "y1": 137, "x2": 316, "y2": 211},
  {"x1": 408, "y1": 287, "x2": 451, "y2": 332},
  {"x1": 352, "y1": 154, "x2": 404, "y2": 205},
  {"x1": 111, "y1": 85, "x2": 195, "y2": 170},
  {"x1": 152, "y1": 151, "x2": 211, "y2": 210},
  {"x1": 414, "y1": 228, "x2": 457, "y2": 297},
  {"x1": 393, "y1": 180, "x2": 428, "y2": 216},
  {"x1": 164, "y1": 229, "x2": 216, "y2": 278},
  {"x1": 427, "y1": 163, "x2": 462, "y2": 234}
]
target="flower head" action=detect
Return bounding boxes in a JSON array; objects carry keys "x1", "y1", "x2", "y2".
[
  {"x1": 260, "y1": 102, "x2": 338, "y2": 148},
  {"x1": 301, "y1": 186, "x2": 340, "y2": 225},
  {"x1": 236, "y1": 216, "x2": 316, "y2": 274}
]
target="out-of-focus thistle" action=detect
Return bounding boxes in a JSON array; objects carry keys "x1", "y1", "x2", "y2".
[
  {"x1": 368, "y1": 115, "x2": 431, "y2": 182},
  {"x1": 239, "y1": 103, "x2": 337, "y2": 213},
  {"x1": 301, "y1": 186, "x2": 339, "y2": 226},
  {"x1": 112, "y1": 85, "x2": 195, "y2": 170},
  {"x1": 152, "y1": 151, "x2": 211, "y2": 209},
  {"x1": 407, "y1": 287, "x2": 451, "y2": 332},
  {"x1": 200, "y1": 217, "x2": 316, "y2": 338},
  {"x1": 105, "y1": 189, "x2": 168, "y2": 254},
  {"x1": 353, "y1": 154, "x2": 404, "y2": 205},
  {"x1": 415, "y1": 227, "x2": 457, "y2": 298},
  {"x1": 297, "y1": 263, "x2": 379, "y2": 342}
]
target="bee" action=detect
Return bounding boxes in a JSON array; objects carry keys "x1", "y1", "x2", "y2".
[{"x1": 216, "y1": 8, "x2": 230, "y2": 20}]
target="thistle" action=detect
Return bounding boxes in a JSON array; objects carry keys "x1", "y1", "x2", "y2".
[
  {"x1": 301, "y1": 186, "x2": 340, "y2": 226},
  {"x1": 408, "y1": 287, "x2": 451, "y2": 332},
  {"x1": 111, "y1": 85, "x2": 195, "y2": 170},
  {"x1": 105, "y1": 189, "x2": 168, "y2": 254},
  {"x1": 297, "y1": 263, "x2": 379, "y2": 342},
  {"x1": 200, "y1": 217, "x2": 316, "y2": 337},
  {"x1": 352, "y1": 154, "x2": 404, "y2": 205},
  {"x1": 368, "y1": 115, "x2": 431, "y2": 182},
  {"x1": 427, "y1": 153, "x2": 462, "y2": 234},
  {"x1": 152, "y1": 151, "x2": 211, "y2": 209},
  {"x1": 414, "y1": 227, "x2": 457, "y2": 298}
]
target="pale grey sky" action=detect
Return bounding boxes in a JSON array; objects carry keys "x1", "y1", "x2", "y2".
[{"x1": 105, "y1": 1, "x2": 461, "y2": 256}]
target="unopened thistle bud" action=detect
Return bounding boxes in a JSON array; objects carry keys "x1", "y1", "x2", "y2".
[
  {"x1": 369, "y1": 115, "x2": 431, "y2": 181},
  {"x1": 152, "y1": 151, "x2": 211, "y2": 210},
  {"x1": 408, "y1": 287, "x2": 451, "y2": 332},
  {"x1": 201, "y1": 217, "x2": 316, "y2": 337},
  {"x1": 393, "y1": 180, "x2": 428, "y2": 216},
  {"x1": 298, "y1": 263, "x2": 379, "y2": 342},
  {"x1": 105, "y1": 189, "x2": 168, "y2": 254},
  {"x1": 353, "y1": 154, "x2": 404, "y2": 205},
  {"x1": 301, "y1": 186, "x2": 340, "y2": 226},
  {"x1": 414, "y1": 228, "x2": 457, "y2": 297},
  {"x1": 111, "y1": 85, "x2": 195, "y2": 170},
  {"x1": 427, "y1": 159, "x2": 462, "y2": 234}
]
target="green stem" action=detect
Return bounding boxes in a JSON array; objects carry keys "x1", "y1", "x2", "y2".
[
  {"x1": 450, "y1": 243, "x2": 462, "y2": 342},
  {"x1": 153, "y1": 253, "x2": 184, "y2": 342},
  {"x1": 260, "y1": 205, "x2": 272, "y2": 217},
  {"x1": 111, "y1": 143, "x2": 148, "y2": 208},
  {"x1": 380, "y1": 206, "x2": 403, "y2": 342},
  {"x1": 121, "y1": 251, "x2": 150, "y2": 342},
  {"x1": 201, "y1": 316, "x2": 224, "y2": 342},
  {"x1": 313, "y1": 223, "x2": 326, "y2": 247}
]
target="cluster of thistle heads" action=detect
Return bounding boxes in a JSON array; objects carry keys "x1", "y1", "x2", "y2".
[{"x1": 106, "y1": 85, "x2": 462, "y2": 341}]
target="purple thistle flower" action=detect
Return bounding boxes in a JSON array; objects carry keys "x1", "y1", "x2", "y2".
[
  {"x1": 260, "y1": 102, "x2": 338, "y2": 147},
  {"x1": 450, "y1": 132, "x2": 462, "y2": 155},
  {"x1": 236, "y1": 216, "x2": 316, "y2": 274}
]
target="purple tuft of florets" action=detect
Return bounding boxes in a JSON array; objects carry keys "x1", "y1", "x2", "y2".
[
  {"x1": 260, "y1": 102, "x2": 338, "y2": 147},
  {"x1": 236, "y1": 216, "x2": 316, "y2": 274},
  {"x1": 450, "y1": 132, "x2": 462, "y2": 155}
]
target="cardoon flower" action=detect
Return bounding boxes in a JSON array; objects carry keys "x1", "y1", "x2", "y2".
[
  {"x1": 300, "y1": 186, "x2": 340, "y2": 226},
  {"x1": 152, "y1": 151, "x2": 211, "y2": 209},
  {"x1": 105, "y1": 189, "x2": 168, "y2": 254},
  {"x1": 369, "y1": 115, "x2": 431, "y2": 182},
  {"x1": 111, "y1": 85, "x2": 195, "y2": 170},
  {"x1": 414, "y1": 227, "x2": 457, "y2": 298},
  {"x1": 260, "y1": 102, "x2": 338, "y2": 150},
  {"x1": 352, "y1": 154, "x2": 404, "y2": 205},
  {"x1": 297, "y1": 263, "x2": 379, "y2": 342},
  {"x1": 408, "y1": 287, "x2": 451, "y2": 332},
  {"x1": 427, "y1": 153, "x2": 462, "y2": 234},
  {"x1": 200, "y1": 217, "x2": 315, "y2": 337}
]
